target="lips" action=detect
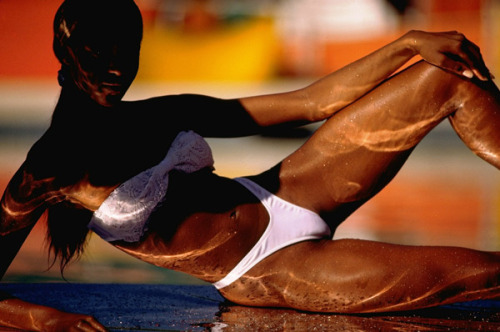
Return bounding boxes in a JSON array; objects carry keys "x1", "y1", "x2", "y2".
[
  {"x1": 102, "y1": 82, "x2": 121, "y2": 88},
  {"x1": 101, "y1": 82, "x2": 124, "y2": 94}
]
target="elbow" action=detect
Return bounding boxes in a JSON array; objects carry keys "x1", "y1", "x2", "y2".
[
  {"x1": 0, "y1": 214, "x2": 10, "y2": 236},
  {"x1": 0, "y1": 220, "x2": 14, "y2": 236},
  {"x1": 0, "y1": 211, "x2": 26, "y2": 236},
  {"x1": 0, "y1": 204, "x2": 15, "y2": 236},
  {"x1": 0, "y1": 218, "x2": 34, "y2": 237}
]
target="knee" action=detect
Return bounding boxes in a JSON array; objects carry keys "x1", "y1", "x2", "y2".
[
  {"x1": 408, "y1": 60, "x2": 446, "y2": 78},
  {"x1": 407, "y1": 60, "x2": 471, "y2": 95}
]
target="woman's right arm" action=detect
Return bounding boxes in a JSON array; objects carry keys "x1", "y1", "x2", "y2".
[
  {"x1": 0, "y1": 164, "x2": 47, "y2": 278},
  {"x1": 0, "y1": 291, "x2": 106, "y2": 331},
  {"x1": 0, "y1": 165, "x2": 108, "y2": 331}
]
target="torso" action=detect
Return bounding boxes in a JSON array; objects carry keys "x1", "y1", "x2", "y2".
[{"x1": 113, "y1": 170, "x2": 270, "y2": 283}]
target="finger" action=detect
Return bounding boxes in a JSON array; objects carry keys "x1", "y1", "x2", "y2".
[
  {"x1": 72, "y1": 317, "x2": 108, "y2": 332},
  {"x1": 84, "y1": 317, "x2": 109, "y2": 332},
  {"x1": 422, "y1": 31, "x2": 492, "y2": 80},
  {"x1": 456, "y1": 38, "x2": 491, "y2": 80},
  {"x1": 434, "y1": 53, "x2": 474, "y2": 79},
  {"x1": 441, "y1": 46, "x2": 490, "y2": 81},
  {"x1": 440, "y1": 31, "x2": 464, "y2": 39}
]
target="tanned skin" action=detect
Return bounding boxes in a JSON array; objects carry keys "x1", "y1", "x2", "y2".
[{"x1": 0, "y1": 1, "x2": 499, "y2": 330}]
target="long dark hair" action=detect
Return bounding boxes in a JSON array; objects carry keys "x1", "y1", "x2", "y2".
[
  {"x1": 46, "y1": 203, "x2": 93, "y2": 273},
  {"x1": 46, "y1": 0, "x2": 143, "y2": 272}
]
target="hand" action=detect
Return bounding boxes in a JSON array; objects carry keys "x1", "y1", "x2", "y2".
[
  {"x1": 407, "y1": 30, "x2": 492, "y2": 81},
  {"x1": 43, "y1": 311, "x2": 108, "y2": 332},
  {"x1": 0, "y1": 298, "x2": 108, "y2": 332}
]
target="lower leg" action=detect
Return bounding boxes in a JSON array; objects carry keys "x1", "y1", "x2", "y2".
[{"x1": 448, "y1": 78, "x2": 500, "y2": 168}]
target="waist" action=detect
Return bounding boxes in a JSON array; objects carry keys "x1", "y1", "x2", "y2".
[{"x1": 116, "y1": 171, "x2": 270, "y2": 282}]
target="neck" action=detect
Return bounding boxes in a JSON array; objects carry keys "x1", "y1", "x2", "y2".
[
  {"x1": 57, "y1": 68, "x2": 89, "y2": 103},
  {"x1": 57, "y1": 67, "x2": 117, "y2": 111},
  {"x1": 52, "y1": 80, "x2": 110, "y2": 128},
  {"x1": 59, "y1": 86, "x2": 101, "y2": 113}
]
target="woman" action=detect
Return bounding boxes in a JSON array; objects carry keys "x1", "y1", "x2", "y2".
[{"x1": 1, "y1": 0, "x2": 499, "y2": 330}]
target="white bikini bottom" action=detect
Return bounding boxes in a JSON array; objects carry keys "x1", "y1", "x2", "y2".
[{"x1": 212, "y1": 177, "x2": 332, "y2": 289}]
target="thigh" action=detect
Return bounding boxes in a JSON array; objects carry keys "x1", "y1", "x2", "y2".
[
  {"x1": 252, "y1": 62, "x2": 462, "y2": 225},
  {"x1": 219, "y1": 239, "x2": 500, "y2": 313}
]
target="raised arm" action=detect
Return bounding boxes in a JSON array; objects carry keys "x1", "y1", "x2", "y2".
[
  {"x1": 134, "y1": 31, "x2": 491, "y2": 139},
  {"x1": 239, "y1": 30, "x2": 492, "y2": 126}
]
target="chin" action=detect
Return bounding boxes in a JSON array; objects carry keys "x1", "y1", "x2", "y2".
[{"x1": 93, "y1": 94, "x2": 123, "y2": 108}]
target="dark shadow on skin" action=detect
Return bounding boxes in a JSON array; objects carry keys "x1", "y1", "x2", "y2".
[
  {"x1": 27, "y1": 88, "x2": 263, "y2": 189},
  {"x1": 260, "y1": 125, "x2": 313, "y2": 138},
  {"x1": 147, "y1": 169, "x2": 261, "y2": 241}
]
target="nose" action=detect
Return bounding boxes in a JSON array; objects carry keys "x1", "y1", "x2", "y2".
[
  {"x1": 107, "y1": 49, "x2": 123, "y2": 78},
  {"x1": 107, "y1": 48, "x2": 138, "y2": 80},
  {"x1": 108, "y1": 66, "x2": 123, "y2": 78}
]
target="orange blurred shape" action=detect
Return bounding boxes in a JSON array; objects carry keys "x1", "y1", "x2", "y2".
[{"x1": 0, "y1": 0, "x2": 61, "y2": 79}]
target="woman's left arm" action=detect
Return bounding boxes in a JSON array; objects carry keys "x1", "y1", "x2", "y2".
[
  {"x1": 239, "y1": 30, "x2": 492, "y2": 125},
  {"x1": 140, "y1": 31, "x2": 491, "y2": 137}
]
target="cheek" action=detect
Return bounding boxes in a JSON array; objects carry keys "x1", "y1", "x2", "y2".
[
  {"x1": 75, "y1": 65, "x2": 99, "y2": 91},
  {"x1": 66, "y1": 49, "x2": 100, "y2": 90},
  {"x1": 78, "y1": 62, "x2": 105, "y2": 84},
  {"x1": 75, "y1": 54, "x2": 110, "y2": 83}
]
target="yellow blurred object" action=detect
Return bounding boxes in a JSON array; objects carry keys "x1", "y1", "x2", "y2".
[
  {"x1": 487, "y1": 0, "x2": 500, "y2": 81},
  {"x1": 137, "y1": 18, "x2": 278, "y2": 82}
]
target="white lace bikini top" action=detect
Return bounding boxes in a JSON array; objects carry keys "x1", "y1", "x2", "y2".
[{"x1": 87, "y1": 131, "x2": 214, "y2": 242}]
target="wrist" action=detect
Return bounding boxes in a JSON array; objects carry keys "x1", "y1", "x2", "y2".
[
  {"x1": 31, "y1": 306, "x2": 65, "y2": 331},
  {"x1": 400, "y1": 30, "x2": 421, "y2": 57}
]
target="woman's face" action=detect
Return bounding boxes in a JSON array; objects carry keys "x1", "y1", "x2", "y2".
[{"x1": 65, "y1": 35, "x2": 141, "y2": 107}]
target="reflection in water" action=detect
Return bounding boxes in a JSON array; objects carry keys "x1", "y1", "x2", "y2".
[
  {"x1": 212, "y1": 301, "x2": 500, "y2": 331},
  {"x1": 2, "y1": 283, "x2": 498, "y2": 330}
]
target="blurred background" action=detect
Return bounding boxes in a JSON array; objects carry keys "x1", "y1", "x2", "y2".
[{"x1": 0, "y1": 0, "x2": 499, "y2": 284}]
